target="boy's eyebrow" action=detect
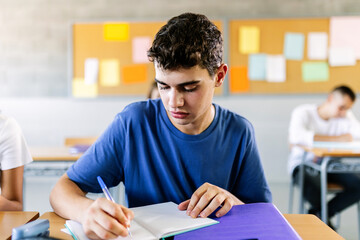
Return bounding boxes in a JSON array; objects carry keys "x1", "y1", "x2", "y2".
[{"x1": 154, "y1": 78, "x2": 200, "y2": 87}]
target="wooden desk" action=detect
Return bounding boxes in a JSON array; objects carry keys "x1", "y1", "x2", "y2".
[
  {"x1": 30, "y1": 146, "x2": 83, "y2": 161},
  {"x1": 0, "y1": 211, "x2": 39, "y2": 240},
  {"x1": 303, "y1": 146, "x2": 360, "y2": 158},
  {"x1": 283, "y1": 214, "x2": 344, "y2": 240},
  {"x1": 40, "y1": 212, "x2": 343, "y2": 240},
  {"x1": 39, "y1": 212, "x2": 72, "y2": 240}
]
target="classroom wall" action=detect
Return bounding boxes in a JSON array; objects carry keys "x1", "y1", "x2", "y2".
[{"x1": 1, "y1": 0, "x2": 360, "y2": 182}]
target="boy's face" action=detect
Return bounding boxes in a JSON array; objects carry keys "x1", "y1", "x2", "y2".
[{"x1": 155, "y1": 64, "x2": 226, "y2": 135}]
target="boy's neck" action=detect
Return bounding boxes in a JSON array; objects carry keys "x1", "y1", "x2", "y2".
[{"x1": 171, "y1": 104, "x2": 215, "y2": 135}]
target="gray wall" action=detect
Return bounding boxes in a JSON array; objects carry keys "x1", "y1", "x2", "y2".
[{"x1": 1, "y1": 0, "x2": 360, "y2": 182}]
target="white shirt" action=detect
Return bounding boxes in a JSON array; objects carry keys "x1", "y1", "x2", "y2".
[
  {"x1": 0, "y1": 114, "x2": 32, "y2": 170},
  {"x1": 288, "y1": 104, "x2": 360, "y2": 174}
]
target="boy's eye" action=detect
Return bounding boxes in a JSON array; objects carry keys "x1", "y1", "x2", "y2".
[
  {"x1": 158, "y1": 85, "x2": 169, "y2": 90},
  {"x1": 184, "y1": 86, "x2": 197, "y2": 92}
]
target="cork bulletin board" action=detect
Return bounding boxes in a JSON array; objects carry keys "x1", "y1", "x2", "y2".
[
  {"x1": 71, "y1": 20, "x2": 223, "y2": 97},
  {"x1": 228, "y1": 17, "x2": 360, "y2": 94}
]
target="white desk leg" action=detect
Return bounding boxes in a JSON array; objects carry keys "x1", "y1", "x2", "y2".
[
  {"x1": 299, "y1": 151, "x2": 307, "y2": 214},
  {"x1": 320, "y1": 158, "x2": 329, "y2": 223}
]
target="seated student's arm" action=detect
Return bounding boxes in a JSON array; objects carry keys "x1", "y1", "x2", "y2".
[
  {"x1": 288, "y1": 106, "x2": 315, "y2": 146},
  {"x1": 0, "y1": 166, "x2": 24, "y2": 210},
  {"x1": 313, "y1": 109, "x2": 356, "y2": 141},
  {"x1": 289, "y1": 106, "x2": 353, "y2": 145},
  {"x1": 0, "y1": 116, "x2": 32, "y2": 211},
  {"x1": 50, "y1": 173, "x2": 134, "y2": 240}
]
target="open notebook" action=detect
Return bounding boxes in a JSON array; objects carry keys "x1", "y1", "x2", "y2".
[{"x1": 64, "y1": 202, "x2": 218, "y2": 240}]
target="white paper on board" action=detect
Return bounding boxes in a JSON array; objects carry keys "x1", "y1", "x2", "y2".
[
  {"x1": 84, "y1": 58, "x2": 99, "y2": 84},
  {"x1": 328, "y1": 47, "x2": 356, "y2": 67},
  {"x1": 266, "y1": 55, "x2": 286, "y2": 82},
  {"x1": 308, "y1": 32, "x2": 328, "y2": 60}
]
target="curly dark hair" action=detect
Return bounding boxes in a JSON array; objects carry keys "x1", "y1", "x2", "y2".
[{"x1": 147, "y1": 13, "x2": 223, "y2": 77}]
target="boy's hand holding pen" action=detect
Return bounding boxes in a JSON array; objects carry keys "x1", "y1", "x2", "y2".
[{"x1": 97, "y1": 176, "x2": 134, "y2": 239}]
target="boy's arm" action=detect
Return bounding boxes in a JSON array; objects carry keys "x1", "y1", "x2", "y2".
[{"x1": 50, "y1": 173, "x2": 133, "y2": 239}]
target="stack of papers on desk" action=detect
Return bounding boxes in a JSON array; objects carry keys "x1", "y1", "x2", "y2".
[{"x1": 63, "y1": 202, "x2": 218, "y2": 240}]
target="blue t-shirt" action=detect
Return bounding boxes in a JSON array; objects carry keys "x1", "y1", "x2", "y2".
[{"x1": 67, "y1": 99, "x2": 272, "y2": 207}]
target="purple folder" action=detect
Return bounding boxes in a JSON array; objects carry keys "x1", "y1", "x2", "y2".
[{"x1": 174, "y1": 203, "x2": 301, "y2": 240}]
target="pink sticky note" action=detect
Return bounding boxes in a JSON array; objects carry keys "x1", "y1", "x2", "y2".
[
  {"x1": 330, "y1": 17, "x2": 360, "y2": 59},
  {"x1": 132, "y1": 37, "x2": 152, "y2": 63}
]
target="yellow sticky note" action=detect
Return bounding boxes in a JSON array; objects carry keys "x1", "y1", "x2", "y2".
[
  {"x1": 73, "y1": 78, "x2": 98, "y2": 98},
  {"x1": 100, "y1": 59, "x2": 120, "y2": 87},
  {"x1": 104, "y1": 23, "x2": 129, "y2": 41},
  {"x1": 239, "y1": 26, "x2": 260, "y2": 54},
  {"x1": 122, "y1": 64, "x2": 147, "y2": 84}
]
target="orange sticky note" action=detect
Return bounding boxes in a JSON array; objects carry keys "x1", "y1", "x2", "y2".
[
  {"x1": 104, "y1": 23, "x2": 129, "y2": 41},
  {"x1": 230, "y1": 66, "x2": 249, "y2": 93},
  {"x1": 122, "y1": 64, "x2": 147, "y2": 84}
]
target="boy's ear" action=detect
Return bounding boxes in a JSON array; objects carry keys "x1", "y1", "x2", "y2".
[{"x1": 215, "y1": 64, "x2": 228, "y2": 87}]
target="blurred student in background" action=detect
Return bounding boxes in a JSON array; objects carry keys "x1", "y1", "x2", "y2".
[
  {"x1": 0, "y1": 113, "x2": 32, "y2": 210},
  {"x1": 288, "y1": 85, "x2": 360, "y2": 229}
]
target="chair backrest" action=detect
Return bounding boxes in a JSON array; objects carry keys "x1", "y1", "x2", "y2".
[{"x1": 64, "y1": 137, "x2": 97, "y2": 147}]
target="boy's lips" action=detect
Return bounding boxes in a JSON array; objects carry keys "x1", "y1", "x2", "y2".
[{"x1": 170, "y1": 111, "x2": 189, "y2": 119}]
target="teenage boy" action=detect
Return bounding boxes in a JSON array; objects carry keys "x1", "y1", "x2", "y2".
[
  {"x1": 288, "y1": 85, "x2": 360, "y2": 227},
  {"x1": 50, "y1": 13, "x2": 272, "y2": 239}
]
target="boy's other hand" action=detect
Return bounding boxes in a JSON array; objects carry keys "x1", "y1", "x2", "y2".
[{"x1": 178, "y1": 182, "x2": 243, "y2": 219}]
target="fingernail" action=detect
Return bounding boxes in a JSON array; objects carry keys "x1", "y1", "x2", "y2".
[
  {"x1": 200, "y1": 212, "x2": 206, "y2": 218},
  {"x1": 216, "y1": 213, "x2": 221, "y2": 217},
  {"x1": 186, "y1": 210, "x2": 190, "y2": 215}
]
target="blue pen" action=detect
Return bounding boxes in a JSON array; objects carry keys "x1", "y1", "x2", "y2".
[{"x1": 97, "y1": 176, "x2": 133, "y2": 239}]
